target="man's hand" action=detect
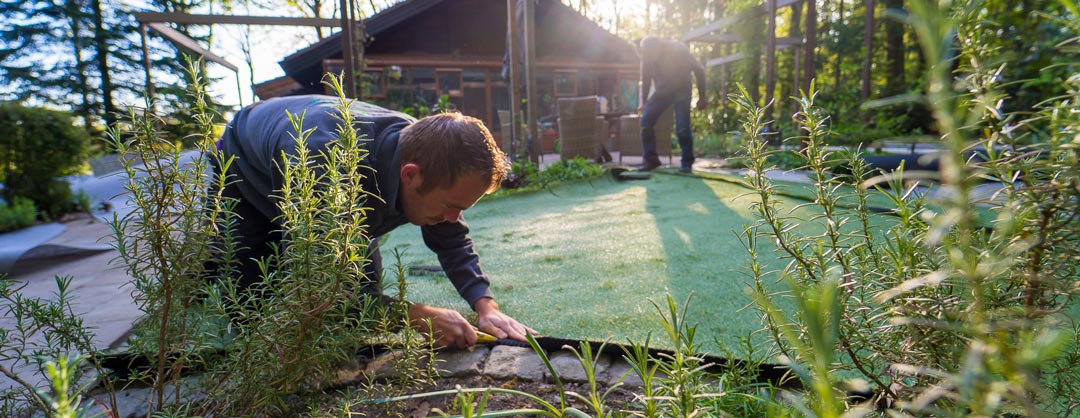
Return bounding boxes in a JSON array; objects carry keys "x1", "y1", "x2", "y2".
[
  {"x1": 636, "y1": 104, "x2": 644, "y2": 115},
  {"x1": 474, "y1": 297, "x2": 537, "y2": 343},
  {"x1": 695, "y1": 97, "x2": 708, "y2": 110},
  {"x1": 408, "y1": 303, "x2": 476, "y2": 350}
]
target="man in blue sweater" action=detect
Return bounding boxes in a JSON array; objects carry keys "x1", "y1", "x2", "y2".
[
  {"x1": 216, "y1": 95, "x2": 534, "y2": 349},
  {"x1": 637, "y1": 36, "x2": 707, "y2": 173}
]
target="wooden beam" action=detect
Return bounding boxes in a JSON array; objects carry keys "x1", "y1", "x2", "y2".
[
  {"x1": 524, "y1": 0, "x2": 540, "y2": 164},
  {"x1": 775, "y1": 36, "x2": 803, "y2": 46},
  {"x1": 133, "y1": 12, "x2": 340, "y2": 27},
  {"x1": 706, "y1": 52, "x2": 747, "y2": 66},
  {"x1": 694, "y1": 34, "x2": 803, "y2": 46},
  {"x1": 682, "y1": 0, "x2": 804, "y2": 42},
  {"x1": 690, "y1": 33, "x2": 743, "y2": 44},
  {"x1": 145, "y1": 22, "x2": 237, "y2": 72},
  {"x1": 340, "y1": 0, "x2": 355, "y2": 97}
]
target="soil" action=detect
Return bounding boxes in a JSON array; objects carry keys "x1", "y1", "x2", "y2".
[{"x1": 320, "y1": 374, "x2": 640, "y2": 417}]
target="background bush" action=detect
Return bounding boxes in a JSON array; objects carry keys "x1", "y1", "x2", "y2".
[
  {"x1": 0, "y1": 197, "x2": 36, "y2": 232},
  {"x1": 0, "y1": 103, "x2": 89, "y2": 220}
]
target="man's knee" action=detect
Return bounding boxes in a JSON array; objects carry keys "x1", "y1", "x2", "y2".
[{"x1": 676, "y1": 125, "x2": 692, "y2": 139}]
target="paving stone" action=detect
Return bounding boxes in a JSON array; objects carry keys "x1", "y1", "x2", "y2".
[
  {"x1": 434, "y1": 346, "x2": 489, "y2": 377},
  {"x1": 481, "y1": 345, "x2": 547, "y2": 382},
  {"x1": 364, "y1": 349, "x2": 410, "y2": 381},
  {"x1": 547, "y1": 350, "x2": 611, "y2": 383},
  {"x1": 84, "y1": 378, "x2": 206, "y2": 418},
  {"x1": 601, "y1": 359, "x2": 643, "y2": 388},
  {"x1": 329, "y1": 355, "x2": 371, "y2": 387}
]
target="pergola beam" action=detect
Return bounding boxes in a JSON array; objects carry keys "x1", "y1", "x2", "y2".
[
  {"x1": 704, "y1": 44, "x2": 796, "y2": 67},
  {"x1": 681, "y1": 0, "x2": 804, "y2": 42},
  {"x1": 145, "y1": 22, "x2": 237, "y2": 72},
  {"x1": 135, "y1": 11, "x2": 359, "y2": 103},
  {"x1": 706, "y1": 53, "x2": 748, "y2": 67},
  {"x1": 693, "y1": 35, "x2": 804, "y2": 46}
]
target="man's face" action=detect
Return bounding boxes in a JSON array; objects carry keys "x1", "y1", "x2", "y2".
[{"x1": 399, "y1": 163, "x2": 489, "y2": 226}]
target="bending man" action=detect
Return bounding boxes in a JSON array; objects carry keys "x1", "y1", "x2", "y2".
[{"x1": 215, "y1": 95, "x2": 535, "y2": 349}]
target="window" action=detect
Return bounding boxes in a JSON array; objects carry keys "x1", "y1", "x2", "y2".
[
  {"x1": 554, "y1": 70, "x2": 578, "y2": 96},
  {"x1": 436, "y1": 69, "x2": 463, "y2": 97},
  {"x1": 363, "y1": 68, "x2": 386, "y2": 98}
]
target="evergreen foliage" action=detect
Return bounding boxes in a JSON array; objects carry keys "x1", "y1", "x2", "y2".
[
  {"x1": 0, "y1": 0, "x2": 220, "y2": 129},
  {"x1": 0, "y1": 103, "x2": 89, "y2": 220}
]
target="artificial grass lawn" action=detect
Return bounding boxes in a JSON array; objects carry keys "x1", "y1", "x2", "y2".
[{"x1": 381, "y1": 171, "x2": 899, "y2": 354}]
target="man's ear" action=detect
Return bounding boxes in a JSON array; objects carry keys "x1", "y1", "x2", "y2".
[{"x1": 400, "y1": 163, "x2": 422, "y2": 187}]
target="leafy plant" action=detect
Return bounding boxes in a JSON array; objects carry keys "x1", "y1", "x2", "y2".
[
  {"x1": 737, "y1": 1, "x2": 1080, "y2": 415},
  {"x1": 0, "y1": 104, "x2": 89, "y2": 220},
  {"x1": 0, "y1": 196, "x2": 36, "y2": 232},
  {"x1": 433, "y1": 94, "x2": 456, "y2": 114},
  {"x1": 0, "y1": 277, "x2": 118, "y2": 418}
]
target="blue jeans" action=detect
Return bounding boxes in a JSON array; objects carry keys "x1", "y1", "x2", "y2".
[{"x1": 640, "y1": 91, "x2": 694, "y2": 168}]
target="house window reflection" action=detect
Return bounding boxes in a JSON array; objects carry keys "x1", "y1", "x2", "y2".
[{"x1": 555, "y1": 70, "x2": 578, "y2": 97}]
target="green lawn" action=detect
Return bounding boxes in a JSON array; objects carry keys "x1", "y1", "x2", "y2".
[{"x1": 381, "y1": 171, "x2": 897, "y2": 354}]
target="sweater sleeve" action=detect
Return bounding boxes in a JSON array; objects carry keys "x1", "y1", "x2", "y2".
[{"x1": 420, "y1": 217, "x2": 493, "y2": 308}]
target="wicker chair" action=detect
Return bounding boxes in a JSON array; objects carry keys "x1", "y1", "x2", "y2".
[
  {"x1": 618, "y1": 109, "x2": 673, "y2": 165},
  {"x1": 556, "y1": 96, "x2": 602, "y2": 161}
]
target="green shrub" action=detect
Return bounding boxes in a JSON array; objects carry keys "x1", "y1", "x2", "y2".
[
  {"x1": 0, "y1": 104, "x2": 89, "y2": 220},
  {"x1": 736, "y1": 1, "x2": 1080, "y2": 415},
  {"x1": 0, "y1": 197, "x2": 36, "y2": 232},
  {"x1": 497, "y1": 158, "x2": 604, "y2": 194},
  {"x1": 531, "y1": 157, "x2": 604, "y2": 186},
  {"x1": 695, "y1": 131, "x2": 743, "y2": 158}
]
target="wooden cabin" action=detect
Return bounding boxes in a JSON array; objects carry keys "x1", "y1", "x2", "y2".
[{"x1": 254, "y1": 0, "x2": 640, "y2": 147}]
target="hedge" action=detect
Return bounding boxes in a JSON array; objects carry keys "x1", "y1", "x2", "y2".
[{"x1": 0, "y1": 103, "x2": 89, "y2": 220}]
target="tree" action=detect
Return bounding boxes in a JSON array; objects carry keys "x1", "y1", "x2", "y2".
[
  {"x1": 882, "y1": 0, "x2": 905, "y2": 96},
  {"x1": 0, "y1": 0, "x2": 193, "y2": 130},
  {"x1": 0, "y1": 0, "x2": 92, "y2": 123}
]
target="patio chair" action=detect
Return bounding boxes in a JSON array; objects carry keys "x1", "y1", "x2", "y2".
[
  {"x1": 556, "y1": 96, "x2": 604, "y2": 162},
  {"x1": 618, "y1": 109, "x2": 673, "y2": 166}
]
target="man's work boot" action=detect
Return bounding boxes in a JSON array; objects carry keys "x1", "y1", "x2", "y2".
[
  {"x1": 679, "y1": 165, "x2": 693, "y2": 173},
  {"x1": 635, "y1": 158, "x2": 662, "y2": 172}
]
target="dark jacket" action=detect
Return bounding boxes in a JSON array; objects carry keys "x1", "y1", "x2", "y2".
[
  {"x1": 217, "y1": 95, "x2": 493, "y2": 307},
  {"x1": 640, "y1": 39, "x2": 706, "y2": 99}
]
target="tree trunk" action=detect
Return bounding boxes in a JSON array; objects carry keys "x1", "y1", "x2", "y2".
[
  {"x1": 833, "y1": 0, "x2": 844, "y2": 91},
  {"x1": 66, "y1": 0, "x2": 94, "y2": 129},
  {"x1": 90, "y1": 0, "x2": 116, "y2": 126},
  {"x1": 780, "y1": 2, "x2": 802, "y2": 115},
  {"x1": 861, "y1": 0, "x2": 874, "y2": 114},
  {"x1": 883, "y1": 0, "x2": 904, "y2": 96},
  {"x1": 803, "y1": 0, "x2": 816, "y2": 94}
]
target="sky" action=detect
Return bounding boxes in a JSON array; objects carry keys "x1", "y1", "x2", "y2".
[{"x1": 197, "y1": 0, "x2": 649, "y2": 108}]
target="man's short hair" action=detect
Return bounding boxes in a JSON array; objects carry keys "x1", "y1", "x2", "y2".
[
  {"x1": 399, "y1": 112, "x2": 508, "y2": 194},
  {"x1": 639, "y1": 36, "x2": 660, "y2": 50}
]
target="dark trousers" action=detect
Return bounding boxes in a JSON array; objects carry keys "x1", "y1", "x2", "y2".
[
  {"x1": 211, "y1": 172, "x2": 383, "y2": 296},
  {"x1": 640, "y1": 91, "x2": 694, "y2": 168}
]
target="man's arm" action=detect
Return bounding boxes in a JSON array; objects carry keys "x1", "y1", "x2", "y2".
[
  {"x1": 638, "y1": 55, "x2": 653, "y2": 114},
  {"x1": 473, "y1": 297, "x2": 534, "y2": 342},
  {"x1": 421, "y1": 221, "x2": 536, "y2": 344},
  {"x1": 691, "y1": 53, "x2": 708, "y2": 110}
]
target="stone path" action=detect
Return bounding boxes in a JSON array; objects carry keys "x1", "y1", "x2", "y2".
[
  {"x1": 357, "y1": 344, "x2": 642, "y2": 388},
  {"x1": 1, "y1": 215, "x2": 139, "y2": 392}
]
